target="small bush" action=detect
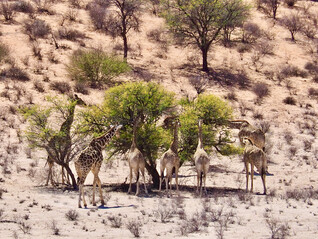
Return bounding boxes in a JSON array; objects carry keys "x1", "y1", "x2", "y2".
[
  {"x1": 278, "y1": 65, "x2": 308, "y2": 80},
  {"x1": 50, "y1": 81, "x2": 71, "y2": 94},
  {"x1": 266, "y1": 217, "x2": 290, "y2": 239},
  {"x1": 65, "y1": 209, "x2": 79, "y2": 221},
  {"x1": 313, "y1": 76, "x2": 318, "y2": 83},
  {"x1": 87, "y1": 1, "x2": 109, "y2": 30},
  {"x1": 254, "y1": 39, "x2": 274, "y2": 56},
  {"x1": 24, "y1": 19, "x2": 51, "y2": 40},
  {"x1": 147, "y1": 27, "x2": 167, "y2": 43},
  {"x1": 67, "y1": 49, "x2": 130, "y2": 88},
  {"x1": 127, "y1": 219, "x2": 142, "y2": 238},
  {"x1": 50, "y1": 220, "x2": 60, "y2": 235},
  {"x1": 284, "y1": 0, "x2": 297, "y2": 7},
  {"x1": 253, "y1": 82, "x2": 270, "y2": 101},
  {"x1": 1, "y1": 66, "x2": 30, "y2": 81},
  {"x1": 13, "y1": 1, "x2": 35, "y2": 14},
  {"x1": 280, "y1": 14, "x2": 302, "y2": 41},
  {"x1": 304, "y1": 62, "x2": 318, "y2": 75},
  {"x1": 308, "y1": 87, "x2": 318, "y2": 97},
  {"x1": 0, "y1": 43, "x2": 9, "y2": 62},
  {"x1": 74, "y1": 81, "x2": 89, "y2": 95},
  {"x1": 242, "y1": 22, "x2": 261, "y2": 43},
  {"x1": 1, "y1": 1, "x2": 15, "y2": 21},
  {"x1": 33, "y1": 80, "x2": 45, "y2": 92},
  {"x1": 108, "y1": 215, "x2": 122, "y2": 228},
  {"x1": 58, "y1": 27, "x2": 86, "y2": 41},
  {"x1": 283, "y1": 96, "x2": 296, "y2": 105},
  {"x1": 237, "y1": 43, "x2": 252, "y2": 53}
]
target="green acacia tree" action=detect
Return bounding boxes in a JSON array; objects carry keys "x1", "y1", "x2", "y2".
[
  {"x1": 80, "y1": 82, "x2": 175, "y2": 187},
  {"x1": 179, "y1": 94, "x2": 241, "y2": 162},
  {"x1": 20, "y1": 96, "x2": 87, "y2": 189},
  {"x1": 162, "y1": 0, "x2": 250, "y2": 72}
]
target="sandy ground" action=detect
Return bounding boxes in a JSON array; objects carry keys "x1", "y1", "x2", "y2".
[{"x1": 1, "y1": 0, "x2": 318, "y2": 238}]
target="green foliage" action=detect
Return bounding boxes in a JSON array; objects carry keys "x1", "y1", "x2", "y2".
[
  {"x1": 19, "y1": 96, "x2": 85, "y2": 156},
  {"x1": 67, "y1": 49, "x2": 130, "y2": 88},
  {"x1": 179, "y1": 94, "x2": 238, "y2": 162},
  {"x1": 81, "y1": 82, "x2": 175, "y2": 161}
]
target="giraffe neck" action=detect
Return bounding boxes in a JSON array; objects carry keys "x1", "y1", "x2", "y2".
[
  {"x1": 197, "y1": 120, "x2": 203, "y2": 150},
  {"x1": 170, "y1": 121, "x2": 179, "y2": 153},
  {"x1": 91, "y1": 126, "x2": 117, "y2": 150},
  {"x1": 59, "y1": 102, "x2": 77, "y2": 135},
  {"x1": 130, "y1": 122, "x2": 137, "y2": 150}
]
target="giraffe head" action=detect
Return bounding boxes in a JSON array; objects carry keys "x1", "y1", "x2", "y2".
[
  {"x1": 72, "y1": 94, "x2": 86, "y2": 106},
  {"x1": 115, "y1": 124, "x2": 123, "y2": 137}
]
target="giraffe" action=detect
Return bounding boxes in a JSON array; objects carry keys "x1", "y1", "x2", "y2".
[
  {"x1": 242, "y1": 138, "x2": 267, "y2": 195},
  {"x1": 159, "y1": 119, "x2": 180, "y2": 195},
  {"x1": 75, "y1": 124, "x2": 123, "y2": 208},
  {"x1": 230, "y1": 120, "x2": 265, "y2": 151},
  {"x1": 46, "y1": 94, "x2": 86, "y2": 187},
  {"x1": 127, "y1": 120, "x2": 148, "y2": 196},
  {"x1": 194, "y1": 119, "x2": 210, "y2": 196}
]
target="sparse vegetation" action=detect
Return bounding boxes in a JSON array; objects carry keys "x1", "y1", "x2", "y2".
[
  {"x1": 67, "y1": 49, "x2": 130, "y2": 88},
  {"x1": 0, "y1": 43, "x2": 9, "y2": 62},
  {"x1": 253, "y1": 82, "x2": 270, "y2": 103},
  {"x1": 50, "y1": 81, "x2": 71, "y2": 94},
  {"x1": 127, "y1": 219, "x2": 142, "y2": 237},
  {"x1": 24, "y1": 19, "x2": 51, "y2": 40},
  {"x1": 65, "y1": 209, "x2": 79, "y2": 221},
  {"x1": 0, "y1": 1, "x2": 15, "y2": 21},
  {"x1": 283, "y1": 96, "x2": 296, "y2": 105},
  {"x1": 108, "y1": 215, "x2": 123, "y2": 228},
  {"x1": 280, "y1": 13, "x2": 302, "y2": 41},
  {"x1": 266, "y1": 216, "x2": 291, "y2": 239}
]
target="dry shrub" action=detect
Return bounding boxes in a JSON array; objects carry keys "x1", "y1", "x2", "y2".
[
  {"x1": 74, "y1": 82, "x2": 89, "y2": 95},
  {"x1": 304, "y1": 62, "x2": 318, "y2": 75},
  {"x1": 33, "y1": 80, "x2": 45, "y2": 92},
  {"x1": 278, "y1": 65, "x2": 308, "y2": 80},
  {"x1": 254, "y1": 39, "x2": 274, "y2": 56},
  {"x1": 242, "y1": 22, "x2": 261, "y2": 43},
  {"x1": 87, "y1": 0, "x2": 109, "y2": 30},
  {"x1": 225, "y1": 92, "x2": 237, "y2": 101},
  {"x1": 107, "y1": 215, "x2": 123, "y2": 228},
  {"x1": 283, "y1": 96, "x2": 296, "y2": 105},
  {"x1": 126, "y1": 219, "x2": 142, "y2": 238},
  {"x1": 32, "y1": 42, "x2": 42, "y2": 60},
  {"x1": 13, "y1": 1, "x2": 35, "y2": 14},
  {"x1": 313, "y1": 75, "x2": 318, "y2": 83},
  {"x1": 58, "y1": 28, "x2": 86, "y2": 41},
  {"x1": 284, "y1": 131, "x2": 293, "y2": 145},
  {"x1": 50, "y1": 81, "x2": 71, "y2": 94},
  {"x1": 65, "y1": 209, "x2": 79, "y2": 221},
  {"x1": 32, "y1": 0, "x2": 53, "y2": 14},
  {"x1": 266, "y1": 216, "x2": 290, "y2": 239},
  {"x1": 147, "y1": 27, "x2": 167, "y2": 44},
  {"x1": 308, "y1": 87, "x2": 318, "y2": 97},
  {"x1": 1, "y1": 66, "x2": 30, "y2": 81},
  {"x1": 253, "y1": 82, "x2": 270, "y2": 102},
  {"x1": 0, "y1": 43, "x2": 9, "y2": 62},
  {"x1": 237, "y1": 43, "x2": 252, "y2": 53},
  {"x1": 0, "y1": 1, "x2": 15, "y2": 21},
  {"x1": 189, "y1": 75, "x2": 208, "y2": 95},
  {"x1": 284, "y1": 0, "x2": 297, "y2": 7},
  {"x1": 24, "y1": 19, "x2": 51, "y2": 40}
]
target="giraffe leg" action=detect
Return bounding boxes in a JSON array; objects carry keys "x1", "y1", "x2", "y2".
[
  {"x1": 135, "y1": 170, "x2": 140, "y2": 196},
  {"x1": 204, "y1": 171, "x2": 207, "y2": 195},
  {"x1": 196, "y1": 170, "x2": 200, "y2": 194},
  {"x1": 244, "y1": 161, "x2": 249, "y2": 193},
  {"x1": 261, "y1": 167, "x2": 266, "y2": 195},
  {"x1": 95, "y1": 175, "x2": 104, "y2": 206},
  {"x1": 175, "y1": 166, "x2": 179, "y2": 192},
  {"x1": 159, "y1": 167, "x2": 164, "y2": 191},
  {"x1": 128, "y1": 167, "x2": 132, "y2": 194},
  {"x1": 250, "y1": 163, "x2": 254, "y2": 193},
  {"x1": 78, "y1": 184, "x2": 82, "y2": 208},
  {"x1": 141, "y1": 168, "x2": 148, "y2": 194},
  {"x1": 200, "y1": 171, "x2": 203, "y2": 197},
  {"x1": 92, "y1": 173, "x2": 97, "y2": 206}
]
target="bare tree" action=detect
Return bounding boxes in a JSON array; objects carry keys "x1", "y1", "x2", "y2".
[
  {"x1": 280, "y1": 13, "x2": 302, "y2": 41},
  {"x1": 260, "y1": 0, "x2": 280, "y2": 19},
  {"x1": 104, "y1": 0, "x2": 141, "y2": 59}
]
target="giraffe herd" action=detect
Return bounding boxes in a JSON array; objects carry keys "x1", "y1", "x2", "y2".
[{"x1": 45, "y1": 96, "x2": 268, "y2": 208}]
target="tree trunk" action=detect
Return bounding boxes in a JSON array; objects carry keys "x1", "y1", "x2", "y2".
[
  {"x1": 144, "y1": 160, "x2": 160, "y2": 189},
  {"x1": 123, "y1": 33, "x2": 128, "y2": 59},
  {"x1": 62, "y1": 163, "x2": 77, "y2": 189},
  {"x1": 201, "y1": 47, "x2": 209, "y2": 72}
]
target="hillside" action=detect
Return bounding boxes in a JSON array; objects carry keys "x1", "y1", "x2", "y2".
[{"x1": 0, "y1": 0, "x2": 318, "y2": 238}]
